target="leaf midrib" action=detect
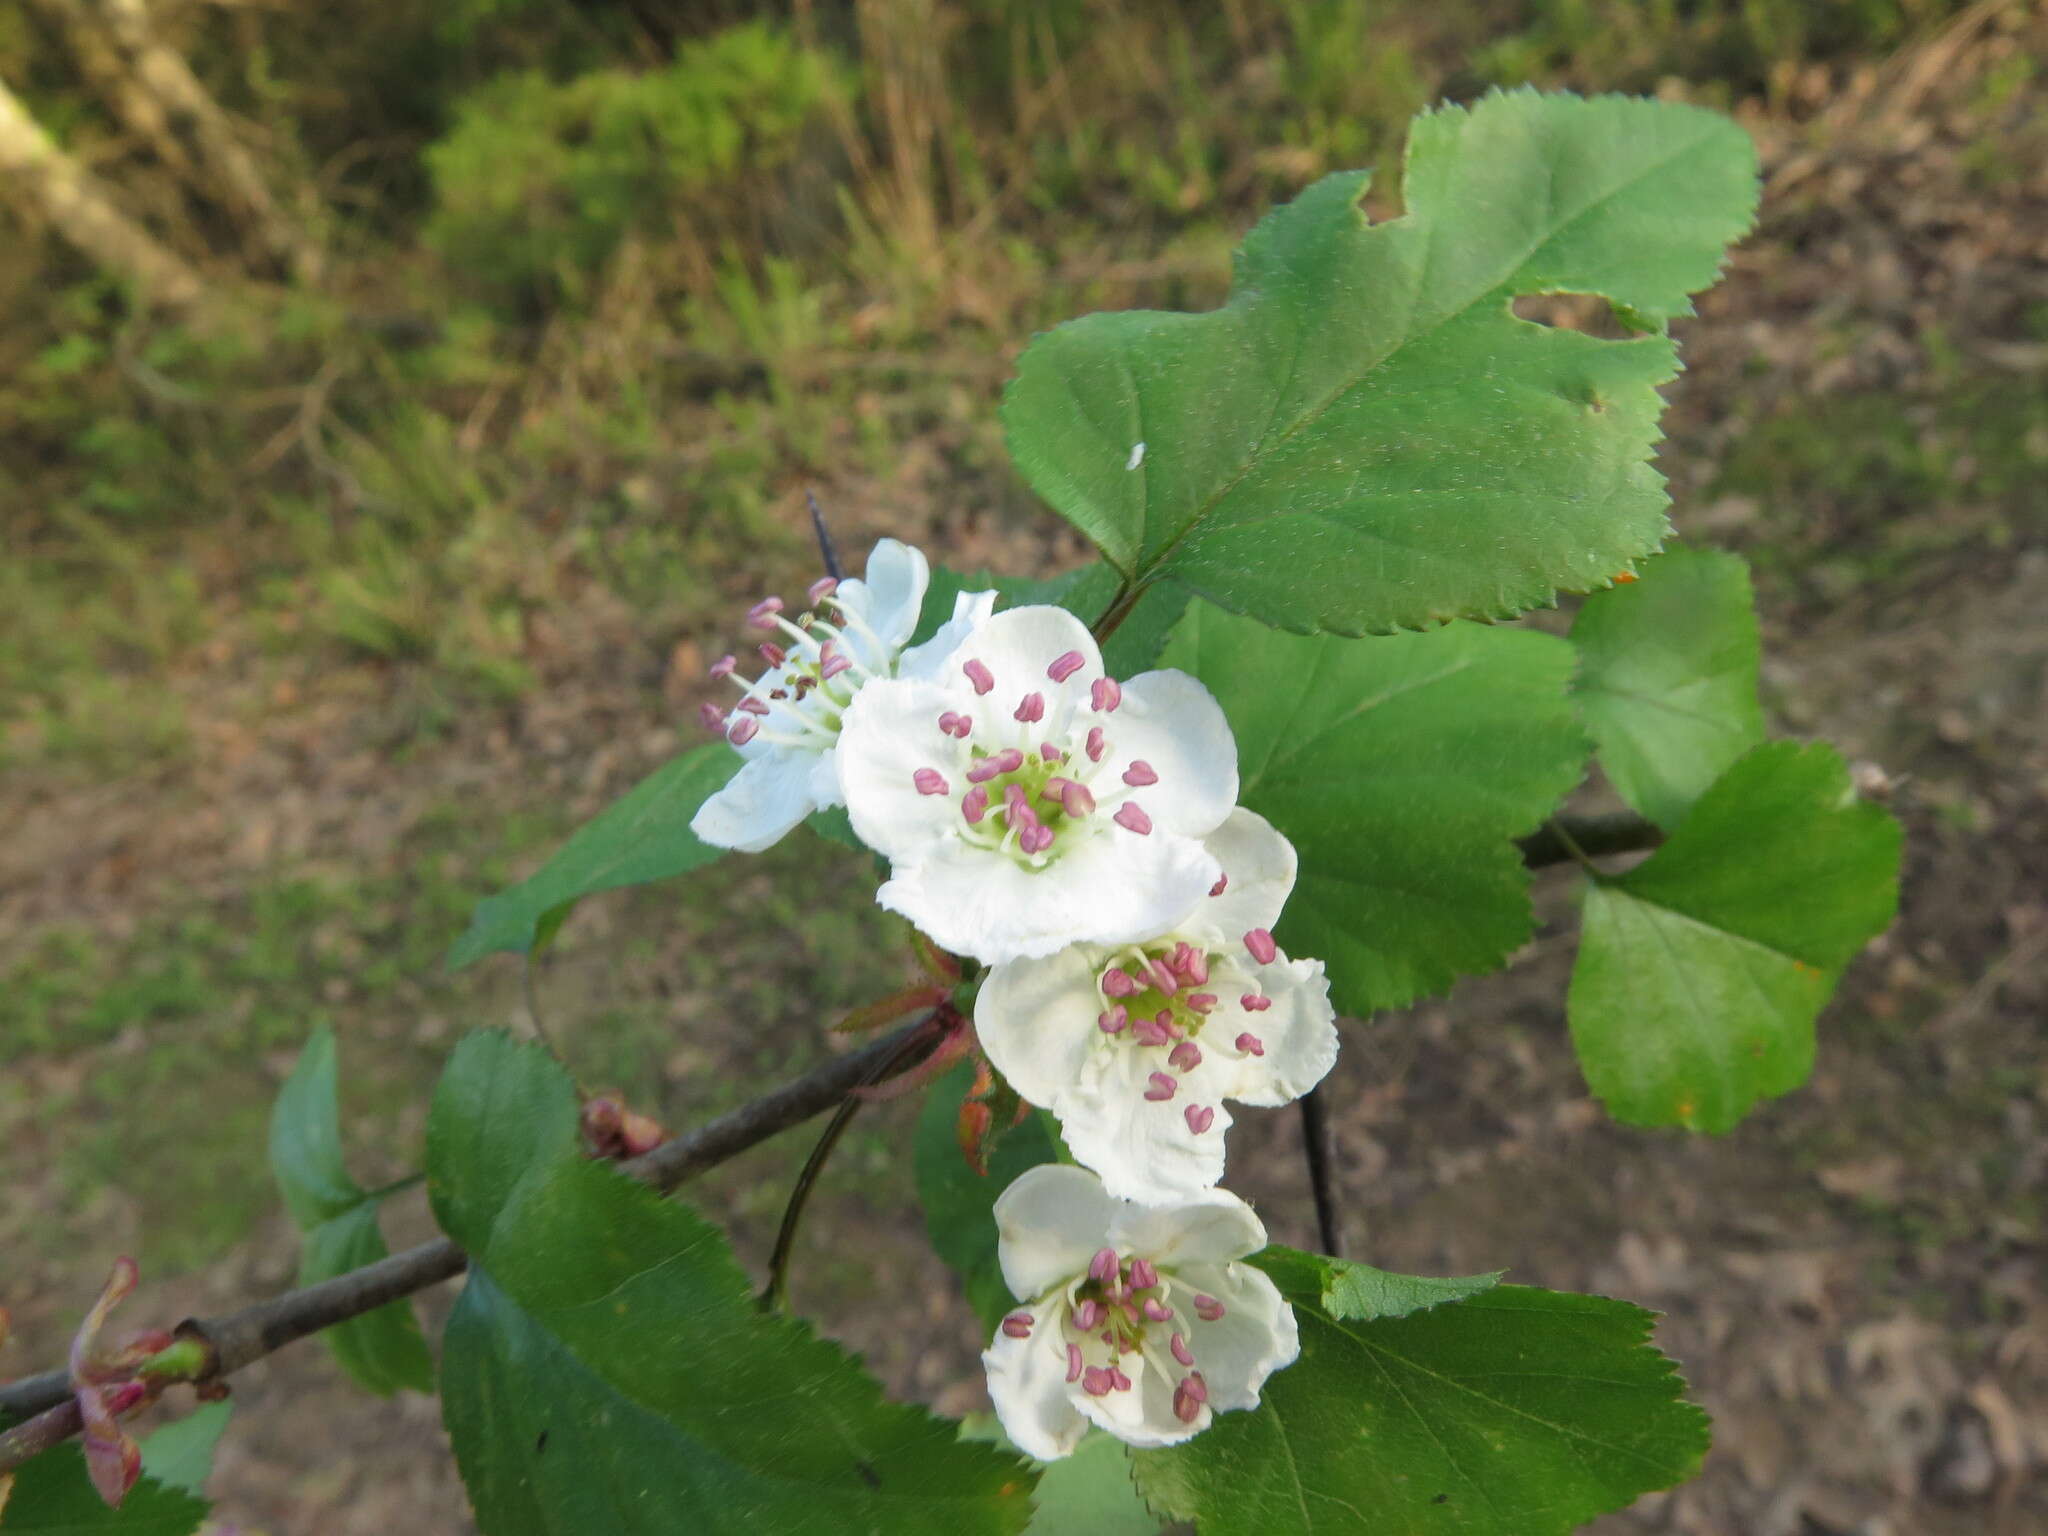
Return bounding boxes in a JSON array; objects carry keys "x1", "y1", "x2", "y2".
[{"x1": 1136, "y1": 121, "x2": 1723, "y2": 585}]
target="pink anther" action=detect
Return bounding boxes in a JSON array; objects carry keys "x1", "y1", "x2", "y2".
[
  {"x1": 963, "y1": 658, "x2": 995, "y2": 695},
  {"x1": 1047, "y1": 650, "x2": 1086, "y2": 683}
]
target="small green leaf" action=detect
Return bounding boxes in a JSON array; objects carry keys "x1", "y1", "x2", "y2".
[
  {"x1": 446, "y1": 743, "x2": 739, "y2": 969},
  {"x1": 1572, "y1": 548, "x2": 1763, "y2": 828},
  {"x1": 428, "y1": 1031, "x2": 1034, "y2": 1536},
  {"x1": 1135, "y1": 1263, "x2": 1708, "y2": 1536},
  {"x1": 268, "y1": 1027, "x2": 433, "y2": 1396},
  {"x1": 1252, "y1": 1248, "x2": 1505, "y2": 1322},
  {"x1": 1025, "y1": 1434, "x2": 1159, "y2": 1536},
  {"x1": 138, "y1": 1404, "x2": 231, "y2": 1498},
  {"x1": 1162, "y1": 605, "x2": 1586, "y2": 1013},
  {"x1": 0, "y1": 1454, "x2": 207, "y2": 1535},
  {"x1": 914, "y1": 1063, "x2": 1059, "y2": 1334},
  {"x1": 1004, "y1": 90, "x2": 1758, "y2": 634},
  {"x1": 1567, "y1": 741, "x2": 1901, "y2": 1131}
]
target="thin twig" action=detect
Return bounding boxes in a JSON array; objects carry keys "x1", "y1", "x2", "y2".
[
  {"x1": 1297, "y1": 1087, "x2": 1347, "y2": 1259},
  {"x1": 1516, "y1": 811, "x2": 1661, "y2": 869},
  {"x1": 521, "y1": 951, "x2": 557, "y2": 1057},
  {"x1": 807, "y1": 489, "x2": 843, "y2": 581},
  {"x1": 0, "y1": 1017, "x2": 940, "y2": 1443},
  {"x1": 1088, "y1": 580, "x2": 1144, "y2": 646}
]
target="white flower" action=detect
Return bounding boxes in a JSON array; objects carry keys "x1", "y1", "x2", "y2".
[
  {"x1": 976, "y1": 809, "x2": 1337, "y2": 1204},
  {"x1": 981, "y1": 1164, "x2": 1298, "y2": 1459},
  {"x1": 834, "y1": 605, "x2": 1238, "y2": 963},
  {"x1": 690, "y1": 539, "x2": 994, "y2": 853}
]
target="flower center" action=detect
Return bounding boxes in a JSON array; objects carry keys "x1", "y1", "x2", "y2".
[
  {"x1": 699, "y1": 587, "x2": 892, "y2": 751},
  {"x1": 1090, "y1": 939, "x2": 1277, "y2": 1134},
  {"x1": 1000, "y1": 1248, "x2": 1226, "y2": 1418}
]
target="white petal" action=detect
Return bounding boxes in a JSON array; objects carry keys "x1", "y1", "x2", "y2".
[
  {"x1": 877, "y1": 826, "x2": 1219, "y2": 964},
  {"x1": 857, "y1": 537, "x2": 930, "y2": 647},
  {"x1": 946, "y1": 606, "x2": 1105, "y2": 718},
  {"x1": 1108, "y1": 1187, "x2": 1267, "y2": 1269},
  {"x1": 898, "y1": 588, "x2": 997, "y2": 681},
  {"x1": 1196, "y1": 808, "x2": 1299, "y2": 939},
  {"x1": 805, "y1": 742, "x2": 846, "y2": 811},
  {"x1": 1100, "y1": 671, "x2": 1238, "y2": 838},
  {"x1": 688, "y1": 747, "x2": 821, "y2": 853},
  {"x1": 975, "y1": 945, "x2": 1107, "y2": 1108},
  {"x1": 1172, "y1": 1261, "x2": 1300, "y2": 1412},
  {"x1": 983, "y1": 1316, "x2": 1090, "y2": 1461},
  {"x1": 1223, "y1": 957, "x2": 1338, "y2": 1108},
  {"x1": 1072, "y1": 1344, "x2": 1192, "y2": 1449},
  {"x1": 835, "y1": 676, "x2": 959, "y2": 861},
  {"x1": 1056, "y1": 1049, "x2": 1234, "y2": 1206},
  {"x1": 993, "y1": 1165, "x2": 1116, "y2": 1300}
]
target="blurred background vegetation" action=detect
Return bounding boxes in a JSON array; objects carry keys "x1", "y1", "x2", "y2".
[{"x1": 3, "y1": 2, "x2": 2046, "y2": 1531}]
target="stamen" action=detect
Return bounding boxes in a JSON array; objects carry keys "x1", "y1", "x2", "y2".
[
  {"x1": 1192, "y1": 1295, "x2": 1226, "y2": 1322},
  {"x1": 961, "y1": 785, "x2": 990, "y2": 824},
  {"x1": 1089, "y1": 1248, "x2": 1120, "y2": 1283},
  {"x1": 1101, "y1": 968, "x2": 1138, "y2": 998},
  {"x1": 1108, "y1": 1366, "x2": 1132, "y2": 1392},
  {"x1": 1170, "y1": 1332, "x2": 1195, "y2": 1367},
  {"x1": 938, "y1": 710, "x2": 972, "y2": 738},
  {"x1": 963, "y1": 658, "x2": 996, "y2": 695},
  {"x1": 1072, "y1": 1298, "x2": 1105, "y2": 1331},
  {"x1": 1169, "y1": 1041, "x2": 1202, "y2": 1072},
  {"x1": 1083, "y1": 1367, "x2": 1114, "y2": 1397},
  {"x1": 747, "y1": 597, "x2": 785, "y2": 629},
  {"x1": 1041, "y1": 742, "x2": 1065, "y2": 763},
  {"x1": 820, "y1": 648, "x2": 853, "y2": 681},
  {"x1": 1172, "y1": 1379, "x2": 1203, "y2": 1424},
  {"x1": 728, "y1": 715, "x2": 759, "y2": 745},
  {"x1": 966, "y1": 748, "x2": 1025, "y2": 783},
  {"x1": 1046, "y1": 778, "x2": 1096, "y2": 818},
  {"x1": 1001, "y1": 1312, "x2": 1034, "y2": 1339},
  {"x1": 1185, "y1": 993, "x2": 1217, "y2": 1015},
  {"x1": 1122, "y1": 760, "x2": 1159, "y2": 787},
  {"x1": 1131, "y1": 1016, "x2": 1172, "y2": 1048},
  {"x1": 1235, "y1": 1032, "x2": 1266, "y2": 1056},
  {"x1": 1014, "y1": 692, "x2": 1045, "y2": 724},
  {"x1": 1066, "y1": 1344, "x2": 1085, "y2": 1383},
  {"x1": 1143, "y1": 1297, "x2": 1175, "y2": 1322},
  {"x1": 913, "y1": 768, "x2": 949, "y2": 796},
  {"x1": 698, "y1": 702, "x2": 727, "y2": 732},
  {"x1": 758, "y1": 642, "x2": 786, "y2": 667},
  {"x1": 1144, "y1": 1072, "x2": 1178, "y2": 1102},
  {"x1": 1086, "y1": 726, "x2": 1107, "y2": 762},
  {"x1": 1113, "y1": 803, "x2": 1153, "y2": 836},
  {"x1": 737, "y1": 696, "x2": 771, "y2": 716},
  {"x1": 1092, "y1": 678, "x2": 1121, "y2": 712},
  {"x1": 1210, "y1": 873, "x2": 1228, "y2": 897},
  {"x1": 1184, "y1": 1104, "x2": 1215, "y2": 1134},
  {"x1": 769, "y1": 688, "x2": 788, "y2": 701},
  {"x1": 1240, "y1": 993, "x2": 1272, "y2": 1013},
  {"x1": 1020, "y1": 822, "x2": 1055, "y2": 855},
  {"x1": 1147, "y1": 957, "x2": 1180, "y2": 996},
  {"x1": 1047, "y1": 650, "x2": 1086, "y2": 683},
  {"x1": 709, "y1": 654, "x2": 737, "y2": 679},
  {"x1": 1127, "y1": 1259, "x2": 1159, "y2": 1290},
  {"x1": 1098, "y1": 1005, "x2": 1129, "y2": 1034},
  {"x1": 1244, "y1": 928, "x2": 1279, "y2": 965},
  {"x1": 808, "y1": 576, "x2": 838, "y2": 604}
]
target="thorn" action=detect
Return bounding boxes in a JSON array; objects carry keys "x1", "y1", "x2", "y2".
[{"x1": 807, "y1": 489, "x2": 844, "y2": 581}]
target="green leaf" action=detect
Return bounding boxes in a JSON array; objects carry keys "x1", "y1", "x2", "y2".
[
  {"x1": 1003, "y1": 90, "x2": 1758, "y2": 635},
  {"x1": 138, "y1": 1404, "x2": 231, "y2": 1498},
  {"x1": 446, "y1": 743, "x2": 739, "y2": 969},
  {"x1": 0, "y1": 1455, "x2": 207, "y2": 1535},
  {"x1": 1251, "y1": 1248, "x2": 1505, "y2": 1322},
  {"x1": 914, "y1": 1063, "x2": 1060, "y2": 1334},
  {"x1": 428, "y1": 1031, "x2": 1034, "y2": 1536},
  {"x1": 1025, "y1": 1434, "x2": 1159, "y2": 1536},
  {"x1": 1134, "y1": 1261, "x2": 1709, "y2": 1536},
  {"x1": 916, "y1": 563, "x2": 1189, "y2": 677},
  {"x1": 1162, "y1": 605, "x2": 1587, "y2": 1013},
  {"x1": 1567, "y1": 741, "x2": 1901, "y2": 1131},
  {"x1": 1571, "y1": 548, "x2": 1763, "y2": 828},
  {"x1": 268, "y1": 1027, "x2": 434, "y2": 1396}
]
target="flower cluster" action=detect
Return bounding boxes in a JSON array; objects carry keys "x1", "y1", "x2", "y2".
[{"x1": 695, "y1": 539, "x2": 1340, "y2": 1456}]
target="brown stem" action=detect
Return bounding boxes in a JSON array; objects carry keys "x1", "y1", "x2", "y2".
[
  {"x1": 1297, "y1": 1086, "x2": 1347, "y2": 1259},
  {"x1": 0, "y1": 1016, "x2": 939, "y2": 1448},
  {"x1": 1515, "y1": 811, "x2": 1661, "y2": 868},
  {"x1": 1087, "y1": 579, "x2": 1145, "y2": 646}
]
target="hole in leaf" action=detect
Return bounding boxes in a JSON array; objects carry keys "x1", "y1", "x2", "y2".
[{"x1": 1512, "y1": 292, "x2": 1641, "y2": 339}]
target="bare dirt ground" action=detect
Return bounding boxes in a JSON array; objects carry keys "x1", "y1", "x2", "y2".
[{"x1": 5, "y1": 12, "x2": 2047, "y2": 1534}]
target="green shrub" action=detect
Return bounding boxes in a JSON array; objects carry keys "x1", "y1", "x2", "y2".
[{"x1": 423, "y1": 21, "x2": 846, "y2": 311}]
